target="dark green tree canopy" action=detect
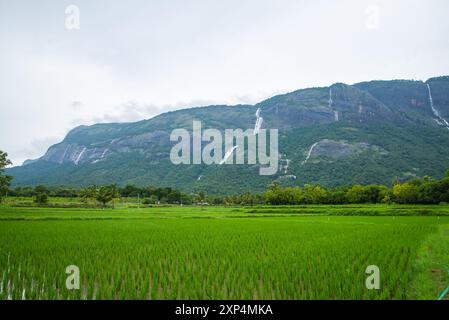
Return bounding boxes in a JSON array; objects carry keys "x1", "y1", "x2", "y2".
[{"x1": 0, "y1": 150, "x2": 13, "y2": 201}]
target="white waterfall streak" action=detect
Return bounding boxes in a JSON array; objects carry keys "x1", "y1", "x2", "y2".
[
  {"x1": 329, "y1": 88, "x2": 339, "y2": 121},
  {"x1": 301, "y1": 142, "x2": 318, "y2": 165},
  {"x1": 284, "y1": 158, "x2": 289, "y2": 174},
  {"x1": 253, "y1": 108, "x2": 263, "y2": 135},
  {"x1": 101, "y1": 148, "x2": 109, "y2": 158},
  {"x1": 74, "y1": 147, "x2": 86, "y2": 165},
  {"x1": 427, "y1": 83, "x2": 449, "y2": 130},
  {"x1": 427, "y1": 84, "x2": 437, "y2": 116},
  {"x1": 60, "y1": 145, "x2": 70, "y2": 164},
  {"x1": 219, "y1": 146, "x2": 238, "y2": 165}
]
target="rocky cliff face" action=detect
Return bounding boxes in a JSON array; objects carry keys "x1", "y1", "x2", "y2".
[
  {"x1": 9, "y1": 76, "x2": 449, "y2": 193},
  {"x1": 257, "y1": 83, "x2": 396, "y2": 130},
  {"x1": 40, "y1": 130, "x2": 170, "y2": 166},
  {"x1": 29, "y1": 82, "x2": 399, "y2": 166}
]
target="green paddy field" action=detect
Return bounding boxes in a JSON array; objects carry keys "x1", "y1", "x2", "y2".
[{"x1": 0, "y1": 204, "x2": 448, "y2": 300}]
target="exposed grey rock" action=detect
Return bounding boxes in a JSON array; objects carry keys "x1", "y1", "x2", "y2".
[
  {"x1": 303, "y1": 139, "x2": 387, "y2": 163},
  {"x1": 113, "y1": 131, "x2": 170, "y2": 149},
  {"x1": 40, "y1": 130, "x2": 170, "y2": 165}
]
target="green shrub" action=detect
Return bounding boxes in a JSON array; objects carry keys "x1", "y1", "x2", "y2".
[{"x1": 34, "y1": 193, "x2": 48, "y2": 205}]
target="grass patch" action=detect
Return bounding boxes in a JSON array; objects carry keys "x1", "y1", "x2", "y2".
[{"x1": 410, "y1": 224, "x2": 449, "y2": 299}]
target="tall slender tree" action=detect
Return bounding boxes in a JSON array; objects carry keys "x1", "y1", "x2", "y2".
[{"x1": 0, "y1": 150, "x2": 12, "y2": 202}]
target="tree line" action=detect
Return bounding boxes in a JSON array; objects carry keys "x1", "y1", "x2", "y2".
[
  {"x1": 263, "y1": 171, "x2": 449, "y2": 205},
  {"x1": 4, "y1": 170, "x2": 449, "y2": 206},
  {"x1": 8, "y1": 184, "x2": 194, "y2": 206}
]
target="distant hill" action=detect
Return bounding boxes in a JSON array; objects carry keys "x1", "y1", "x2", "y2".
[{"x1": 8, "y1": 76, "x2": 449, "y2": 194}]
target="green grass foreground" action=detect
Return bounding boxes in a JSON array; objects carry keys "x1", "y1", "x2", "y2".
[{"x1": 0, "y1": 205, "x2": 448, "y2": 300}]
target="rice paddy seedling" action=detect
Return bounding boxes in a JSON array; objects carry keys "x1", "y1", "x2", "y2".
[{"x1": 0, "y1": 206, "x2": 448, "y2": 299}]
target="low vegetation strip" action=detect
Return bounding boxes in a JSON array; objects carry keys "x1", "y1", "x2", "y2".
[
  {"x1": 2, "y1": 205, "x2": 449, "y2": 221},
  {"x1": 244, "y1": 205, "x2": 449, "y2": 216}
]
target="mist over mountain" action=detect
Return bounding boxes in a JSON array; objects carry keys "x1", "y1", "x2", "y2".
[{"x1": 8, "y1": 76, "x2": 449, "y2": 194}]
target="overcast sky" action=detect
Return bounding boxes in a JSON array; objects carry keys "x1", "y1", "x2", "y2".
[{"x1": 1, "y1": 0, "x2": 449, "y2": 166}]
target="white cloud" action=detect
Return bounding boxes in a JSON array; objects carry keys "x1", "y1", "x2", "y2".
[{"x1": 1, "y1": 0, "x2": 449, "y2": 165}]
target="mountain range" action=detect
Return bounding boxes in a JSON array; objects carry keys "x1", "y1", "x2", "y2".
[{"x1": 8, "y1": 76, "x2": 449, "y2": 194}]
